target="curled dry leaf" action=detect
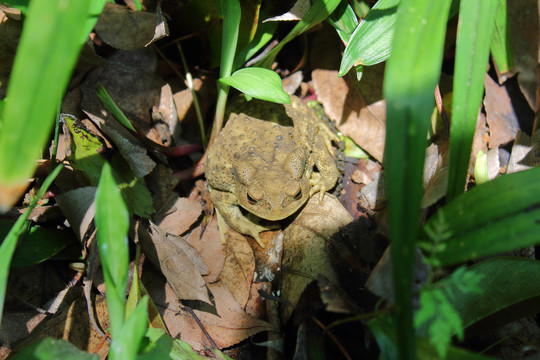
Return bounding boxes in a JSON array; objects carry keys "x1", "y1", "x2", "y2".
[
  {"x1": 280, "y1": 194, "x2": 353, "y2": 323},
  {"x1": 55, "y1": 187, "x2": 96, "y2": 243}
]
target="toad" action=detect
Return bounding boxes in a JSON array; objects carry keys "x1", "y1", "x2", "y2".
[{"x1": 205, "y1": 96, "x2": 340, "y2": 247}]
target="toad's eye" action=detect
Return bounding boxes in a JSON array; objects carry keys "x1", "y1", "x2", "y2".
[
  {"x1": 293, "y1": 189, "x2": 302, "y2": 200},
  {"x1": 247, "y1": 193, "x2": 257, "y2": 205}
]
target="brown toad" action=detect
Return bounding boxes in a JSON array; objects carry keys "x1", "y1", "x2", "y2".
[{"x1": 205, "y1": 96, "x2": 339, "y2": 247}]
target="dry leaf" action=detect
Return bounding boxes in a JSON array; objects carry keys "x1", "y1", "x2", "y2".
[
  {"x1": 281, "y1": 195, "x2": 353, "y2": 322},
  {"x1": 264, "y1": 0, "x2": 310, "y2": 22},
  {"x1": 484, "y1": 74, "x2": 520, "y2": 148},
  {"x1": 185, "y1": 216, "x2": 226, "y2": 284},
  {"x1": 96, "y1": 3, "x2": 168, "y2": 50},
  {"x1": 138, "y1": 221, "x2": 211, "y2": 303},
  {"x1": 217, "y1": 230, "x2": 256, "y2": 309},
  {"x1": 55, "y1": 187, "x2": 96, "y2": 243},
  {"x1": 155, "y1": 196, "x2": 203, "y2": 236}
]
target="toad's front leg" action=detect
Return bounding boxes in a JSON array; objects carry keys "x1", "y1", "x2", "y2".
[{"x1": 209, "y1": 187, "x2": 279, "y2": 247}]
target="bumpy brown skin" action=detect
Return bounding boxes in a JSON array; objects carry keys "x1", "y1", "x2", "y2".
[{"x1": 205, "y1": 96, "x2": 339, "y2": 247}]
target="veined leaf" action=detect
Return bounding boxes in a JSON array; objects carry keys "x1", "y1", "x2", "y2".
[{"x1": 219, "y1": 67, "x2": 290, "y2": 104}]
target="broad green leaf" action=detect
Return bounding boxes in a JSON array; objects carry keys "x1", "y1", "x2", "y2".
[
  {"x1": 109, "y1": 296, "x2": 149, "y2": 360},
  {"x1": 446, "y1": 0, "x2": 498, "y2": 200},
  {"x1": 10, "y1": 225, "x2": 75, "y2": 268},
  {"x1": 342, "y1": 136, "x2": 369, "y2": 159},
  {"x1": 95, "y1": 162, "x2": 129, "y2": 337},
  {"x1": 63, "y1": 114, "x2": 154, "y2": 218},
  {"x1": 327, "y1": 1, "x2": 359, "y2": 44},
  {"x1": 383, "y1": 0, "x2": 452, "y2": 358},
  {"x1": 369, "y1": 316, "x2": 497, "y2": 360},
  {"x1": 233, "y1": 21, "x2": 277, "y2": 71},
  {"x1": 219, "y1": 68, "x2": 290, "y2": 104},
  {"x1": 490, "y1": 0, "x2": 514, "y2": 76},
  {"x1": 138, "y1": 328, "x2": 234, "y2": 360},
  {"x1": 255, "y1": 0, "x2": 342, "y2": 68},
  {"x1": 0, "y1": 164, "x2": 63, "y2": 324},
  {"x1": 63, "y1": 114, "x2": 107, "y2": 186},
  {"x1": 435, "y1": 257, "x2": 540, "y2": 330},
  {"x1": 0, "y1": 0, "x2": 95, "y2": 210},
  {"x1": 339, "y1": 0, "x2": 399, "y2": 76},
  {"x1": 11, "y1": 337, "x2": 99, "y2": 360},
  {"x1": 421, "y1": 166, "x2": 540, "y2": 266}
]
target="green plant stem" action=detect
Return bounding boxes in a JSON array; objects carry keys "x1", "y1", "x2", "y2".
[{"x1": 210, "y1": 0, "x2": 241, "y2": 145}]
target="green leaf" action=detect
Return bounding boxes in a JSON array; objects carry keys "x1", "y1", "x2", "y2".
[
  {"x1": 383, "y1": 0, "x2": 452, "y2": 358},
  {"x1": 421, "y1": 166, "x2": 540, "y2": 266},
  {"x1": 0, "y1": 164, "x2": 63, "y2": 326},
  {"x1": 138, "y1": 328, "x2": 234, "y2": 360},
  {"x1": 446, "y1": 0, "x2": 499, "y2": 200},
  {"x1": 436, "y1": 257, "x2": 540, "y2": 329},
  {"x1": 109, "y1": 296, "x2": 149, "y2": 360},
  {"x1": 63, "y1": 114, "x2": 107, "y2": 186},
  {"x1": 327, "y1": 1, "x2": 359, "y2": 45},
  {"x1": 95, "y1": 162, "x2": 129, "y2": 337},
  {"x1": 10, "y1": 225, "x2": 76, "y2": 268},
  {"x1": 490, "y1": 0, "x2": 514, "y2": 76},
  {"x1": 233, "y1": 21, "x2": 277, "y2": 71},
  {"x1": 219, "y1": 67, "x2": 290, "y2": 104},
  {"x1": 0, "y1": 0, "x2": 96, "y2": 209},
  {"x1": 369, "y1": 316, "x2": 497, "y2": 360},
  {"x1": 11, "y1": 337, "x2": 99, "y2": 360},
  {"x1": 255, "y1": 0, "x2": 342, "y2": 68},
  {"x1": 63, "y1": 115, "x2": 154, "y2": 218},
  {"x1": 339, "y1": 0, "x2": 399, "y2": 76},
  {"x1": 342, "y1": 136, "x2": 369, "y2": 159},
  {"x1": 97, "y1": 84, "x2": 137, "y2": 132}
]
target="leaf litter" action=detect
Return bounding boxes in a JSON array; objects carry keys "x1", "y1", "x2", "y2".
[{"x1": 1, "y1": 1, "x2": 539, "y2": 359}]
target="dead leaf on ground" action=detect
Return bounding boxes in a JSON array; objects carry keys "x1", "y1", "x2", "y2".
[
  {"x1": 484, "y1": 74, "x2": 520, "y2": 148},
  {"x1": 155, "y1": 196, "x2": 203, "y2": 236},
  {"x1": 185, "y1": 216, "x2": 226, "y2": 284},
  {"x1": 281, "y1": 194, "x2": 353, "y2": 323},
  {"x1": 55, "y1": 187, "x2": 96, "y2": 243},
  {"x1": 216, "y1": 230, "x2": 256, "y2": 309},
  {"x1": 138, "y1": 221, "x2": 211, "y2": 304},
  {"x1": 507, "y1": 130, "x2": 540, "y2": 173},
  {"x1": 95, "y1": 3, "x2": 169, "y2": 50}
]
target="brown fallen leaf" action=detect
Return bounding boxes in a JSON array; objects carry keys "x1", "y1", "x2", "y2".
[
  {"x1": 217, "y1": 230, "x2": 256, "y2": 309},
  {"x1": 138, "y1": 221, "x2": 211, "y2": 304},
  {"x1": 484, "y1": 74, "x2": 520, "y2": 148},
  {"x1": 95, "y1": 3, "x2": 168, "y2": 50},
  {"x1": 281, "y1": 194, "x2": 353, "y2": 323},
  {"x1": 155, "y1": 196, "x2": 203, "y2": 236},
  {"x1": 55, "y1": 187, "x2": 96, "y2": 243},
  {"x1": 185, "y1": 216, "x2": 226, "y2": 284}
]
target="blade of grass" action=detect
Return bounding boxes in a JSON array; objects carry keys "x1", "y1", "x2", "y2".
[
  {"x1": 95, "y1": 162, "x2": 129, "y2": 338},
  {"x1": 490, "y1": 0, "x2": 514, "y2": 78},
  {"x1": 0, "y1": 164, "x2": 63, "y2": 324},
  {"x1": 446, "y1": 0, "x2": 498, "y2": 200},
  {"x1": 0, "y1": 0, "x2": 101, "y2": 210},
  {"x1": 383, "y1": 0, "x2": 452, "y2": 358}
]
